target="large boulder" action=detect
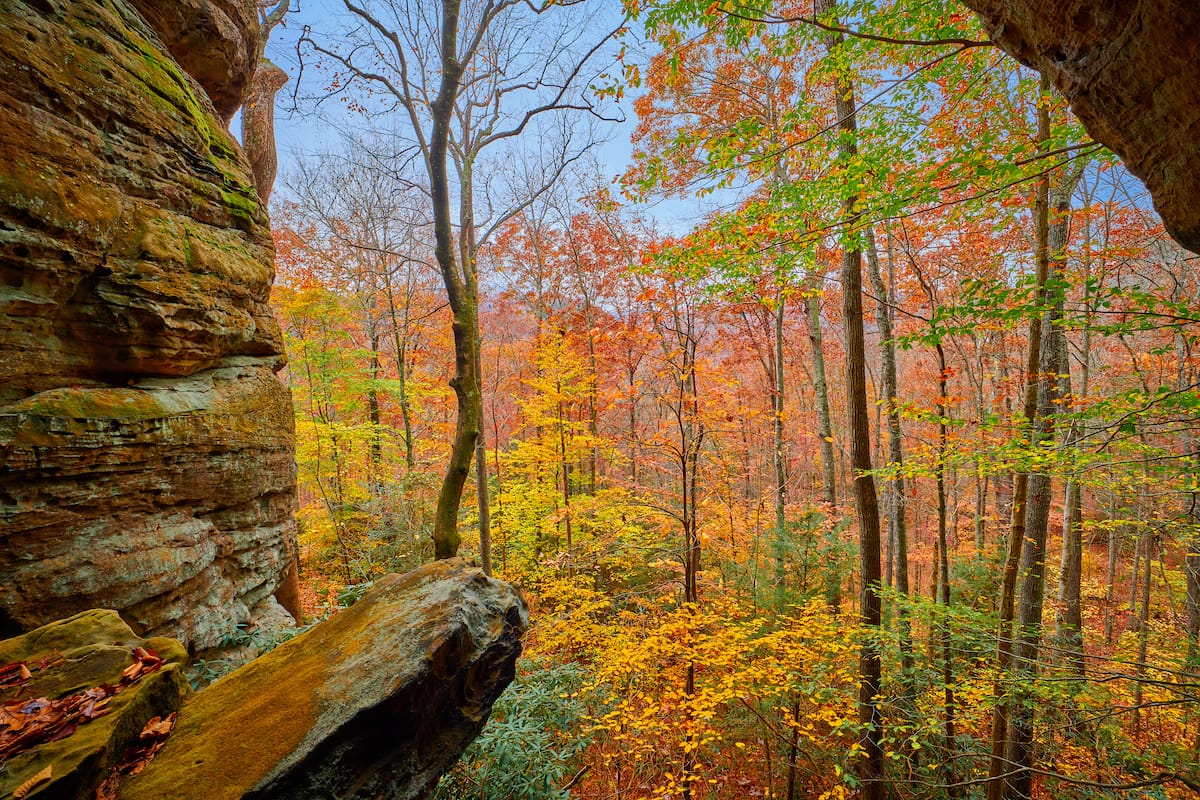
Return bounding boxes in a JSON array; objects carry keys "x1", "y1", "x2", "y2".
[
  {"x1": 120, "y1": 560, "x2": 528, "y2": 800},
  {"x1": 0, "y1": 0, "x2": 296, "y2": 648},
  {"x1": 961, "y1": 0, "x2": 1200, "y2": 253}
]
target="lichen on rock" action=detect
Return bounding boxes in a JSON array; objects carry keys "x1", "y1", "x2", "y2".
[
  {"x1": 0, "y1": 0, "x2": 297, "y2": 650},
  {"x1": 119, "y1": 559, "x2": 528, "y2": 800}
]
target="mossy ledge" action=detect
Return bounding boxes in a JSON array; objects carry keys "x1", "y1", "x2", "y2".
[
  {"x1": 119, "y1": 560, "x2": 527, "y2": 800},
  {"x1": 0, "y1": 610, "x2": 188, "y2": 800}
]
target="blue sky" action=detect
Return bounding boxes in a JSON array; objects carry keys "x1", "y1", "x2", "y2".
[{"x1": 250, "y1": 0, "x2": 721, "y2": 233}]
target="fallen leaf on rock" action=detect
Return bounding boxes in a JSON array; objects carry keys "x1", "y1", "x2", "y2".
[
  {"x1": 0, "y1": 657, "x2": 64, "y2": 692},
  {"x1": 139, "y1": 714, "x2": 175, "y2": 740},
  {"x1": 13, "y1": 764, "x2": 52, "y2": 798},
  {"x1": 0, "y1": 646, "x2": 157, "y2": 761},
  {"x1": 95, "y1": 710, "x2": 180, "y2": 795}
]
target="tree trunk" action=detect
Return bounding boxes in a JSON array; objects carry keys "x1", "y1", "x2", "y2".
[
  {"x1": 866, "y1": 228, "x2": 913, "y2": 673},
  {"x1": 429, "y1": 0, "x2": 475, "y2": 560},
  {"x1": 456, "y1": 156, "x2": 493, "y2": 575},
  {"x1": 935, "y1": 343, "x2": 960, "y2": 797},
  {"x1": 807, "y1": 289, "x2": 838, "y2": 508},
  {"x1": 384, "y1": 277, "x2": 417, "y2": 469},
  {"x1": 984, "y1": 73, "x2": 1051, "y2": 800},
  {"x1": 1003, "y1": 135, "x2": 1071, "y2": 800},
  {"x1": 987, "y1": 75, "x2": 1050, "y2": 800},
  {"x1": 1056, "y1": 163, "x2": 1090, "y2": 675},
  {"x1": 1056, "y1": 470, "x2": 1085, "y2": 674},
  {"x1": 1188, "y1": 474, "x2": 1200, "y2": 663},
  {"x1": 241, "y1": 59, "x2": 289, "y2": 206},
  {"x1": 1132, "y1": 524, "x2": 1153, "y2": 736},
  {"x1": 815, "y1": 3, "x2": 885, "y2": 795},
  {"x1": 773, "y1": 294, "x2": 789, "y2": 606},
  {"x1": 366, "y1": 335, "x2": 383, "y2": 480}
]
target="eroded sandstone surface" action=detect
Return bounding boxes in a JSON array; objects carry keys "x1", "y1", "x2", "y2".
[
  {"x1": 120, "y1": 560, "x2": 527, "y2": 800},
  {"x1": 0, "y1": 562, "x2": 527, "y2": 800},
  {"x1": 962, "y1": 0, "x2": 1200, "y2": 253},
  {"x1": 0, "y1": 0, "x2": 297, "y2": 648}
]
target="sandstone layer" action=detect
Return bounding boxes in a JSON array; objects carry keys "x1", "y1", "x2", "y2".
[
  {"x1": 120, "y1": 560, "x2": 528, "y2": 800},
  {"x1": 129, "y1": 0, "x2": 259, "y2": 122},
  {"x1": 962, "y1": 0, "x2": 1200, "y2": 253},
  {"x1": 0, "y1": 0, "x2": 296, "y2": 648}
]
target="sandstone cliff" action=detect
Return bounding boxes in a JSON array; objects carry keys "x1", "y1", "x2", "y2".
[
  {"x1": 962, "y1": 0, "x2": 1200, "y2": 253},
  {"x1": 0, "y1": 0, "x2": 297, "y2": 648}
]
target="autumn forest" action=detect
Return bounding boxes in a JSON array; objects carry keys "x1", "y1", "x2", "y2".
[{"x1": 267, "y1": 0, "x2": 1200, "y2": 797}]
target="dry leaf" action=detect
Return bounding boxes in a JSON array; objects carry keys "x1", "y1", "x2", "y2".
[
  {"x1": 140, "y1": 714, "x2": 175, "y2": 738},
  {"x1": 13, "y1": 764, "x2": 52, "y2": 798},
  {"x1": 94, "y1": 772, "x2": 120, "y2": 800}
]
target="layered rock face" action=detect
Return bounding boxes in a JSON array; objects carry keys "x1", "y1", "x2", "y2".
[
  {"x1": 962, "y1": 0, "x2": 1200, "y2": 253},
  {"x1": 0, "y1": 0, "x2": 297, "y2": 648}
]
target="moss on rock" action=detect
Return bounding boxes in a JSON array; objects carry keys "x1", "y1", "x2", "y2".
[
  {"x1": 0, "y1": 611, "x2": 188, "y2": 800},
  {"x1": 119, "y1": 560, "x2": 527, "y2": 800}
]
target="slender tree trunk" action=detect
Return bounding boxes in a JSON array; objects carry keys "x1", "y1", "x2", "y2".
[
  {"x1": 1130, "y1": 521, "x2": 1143, "y2": 613},
  {"x1": 558, "y1": 373, "x2": 573, "y2": 575},
  {"x1": 786, "y1": 698, "x2": 801, "y2": 800},
  {"x1": 988, "y1": 75, "x2": 1051, "y2": 800},
  {"x1": 366, "y1": 336, "x2": 383, "y2": 480},
  {"x1": 1188, "y1": 466, "x2": 1200, "y2": 664},
  {"x1": 1055, "y1": 163, "x2": 1090, "y2": 675},
  {"x1": 773, "y1": 294, "x2": 789, "y2": 606},
  {"x1": 1105, "y1": 512, "x2": 1120, "y2": 642},
  {"x1": 429, "y1": 0, "x2": 475, "y2": 559},
  {"x1": 1003, "y1": 140, "x2": 1072, "y2": 800},
  {"x1": 1178, "y1": 334, "x2": 1199, "y2": 662},
  {"x1": 1132, "y1": 524, "x2": 1153, "y2": 736},
  {"x1": 456, "y1": 159, "x2": 493, "y2": 575},
  {"x1": 816, "y1": 4, "x2": 884, "y2": 794},
  {"x1": 975, "y1": 470, "x2": 988, "y2": 551},
  {"x1": 628, "y1": 363, "x2": 640, "y2": 486},
  {"x1": 866, "y1": 228, "x2": 913, "y2": 673},
  {"x1": 677, "y1": 323, "x2": 704, "y2": 800},
  {"x1": 581, "y1": 290, "x2": 600, "y2": 494},
  {"x1": 385, "y1": 281, "x2": 417, "y2": 469},
  {"x1": 807, "y1": 289, "x2": 838, "y2": 508},
  {"x1": 935, "y1": 342, "x2": 960, "y2": 797},
  {"x1": 1057, "y1": 465, "x2": 1085, "y2": 675}
]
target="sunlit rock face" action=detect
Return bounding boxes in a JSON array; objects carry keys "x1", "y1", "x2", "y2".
[
  {"x1": 962, "y1": 0, "x2": 1200, "y2": 253},
  {"x1": 0, "y1": 0, "x2": 297, "y2": 649},
  {"x1": 0, "y1": 562, "x2": 528, "y2": 800},
  {"x1": 128, "y1": 0, "x2": 260, "y2": 123},
  {"x1": 122, "y1": 560, "x2": 528, "y2": 800}
]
